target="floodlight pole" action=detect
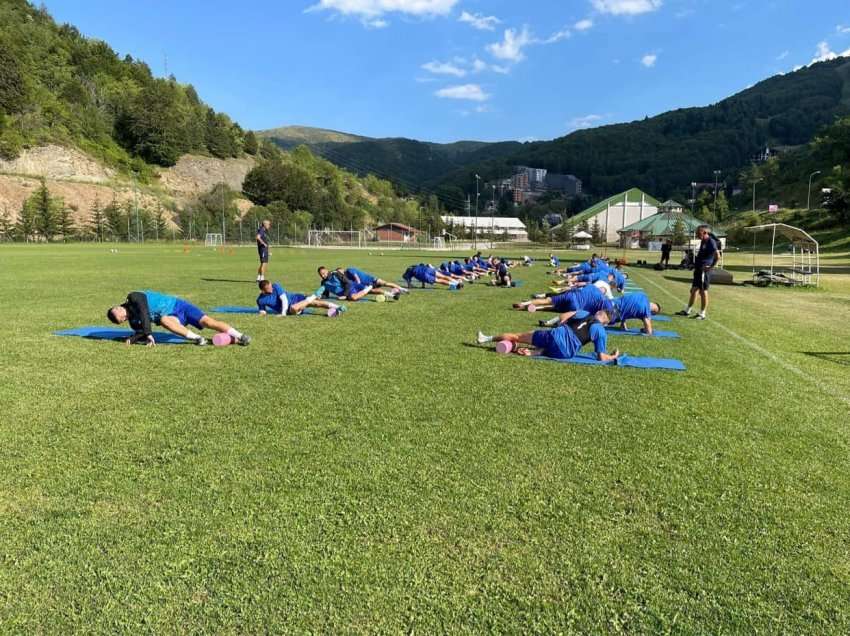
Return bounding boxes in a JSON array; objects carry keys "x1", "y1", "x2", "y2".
[
  {"x1": 713, "y1": 170, "x2": 721, "y2": 220},
  {"x1": 807, "y1": 170, "x2": 822, "y2": 211},
  {"x1": 474, "y1": 174, "x2": 480, "y2": 250}
]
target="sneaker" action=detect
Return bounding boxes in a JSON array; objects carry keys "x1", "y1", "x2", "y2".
[
  {"x1": 533, "y1": 293, "x2": 547, "y2": 299},
  {"x1": 456, "y1": 282, "x2": 464, "y2": 289},
  {"x1": 539, "y1": 319, "x2": 558, "y2": 328},
  {"x1": 476, "y1": 331, "x2": 489, "y2": 344},
  {"x1": 195, "y1": 337, "x2": 208, "y2": 346},
  {"x1": 694, "y1": 314, "x2": 706, "y2": 320},
  {"x1": 399, "y1": 287, "x2": 410, "y2": 294},
  {"x1": 237, "y1": 334, "x2": 251, "y2": 346},
  {"x1": 675, "y1": 309, "x2": 691, "y2": 316},
  {"x1": 336, "y1": 304, "x2": 347, "y2": 313}
]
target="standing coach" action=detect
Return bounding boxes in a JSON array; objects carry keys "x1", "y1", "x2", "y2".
[
  {"x1": 676, "y1": 225, "x2": 719, "y2": 321},
  {"x1": 256, "y1": 219, "x2": 271, "y2": 282}
]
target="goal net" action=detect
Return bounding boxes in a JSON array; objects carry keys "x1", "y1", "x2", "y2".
[
  {"x1": 306, "y1": 230, "x2": 364, "y2": 248},
  {"x1": 205, "y1": 233, "x2": 224, "y2": 248}
]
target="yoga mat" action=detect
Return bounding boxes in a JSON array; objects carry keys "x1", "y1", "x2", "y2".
[
  {"x1": 605, "y1": 327, "x2": 680, "y2": 339},
  {"x1": 652, "y1": 315, "x2": 672, "y2": 322},
  {"x1": 534, "y1": 352, "x2": 686, "y2": 371},
  {"x1": 397, "y1": 281, "x2": 460, "y2": 291},
  {"x1": 54, "y1": 326, "x2": 188, "y2": 345}
]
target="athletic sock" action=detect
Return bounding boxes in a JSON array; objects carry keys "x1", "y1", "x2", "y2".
[
  {"x1": 226, "y1": 327, "x2": 243, "y2": 339},
  {"x1": 184, "y1": 330, "x2": 202, "y2": 341},
  {"x1": 684, "y1": 306, "x2": 692, "y2": 315},
  {"x1": 306, "y1": 294, "x2": 317, "y2": 303},
  {"x1": 698, "y1": 310, "x2": 706, "y2": 318},
  {"x1": 543, "y1": 316, "x2": 559, "y2": 327}
]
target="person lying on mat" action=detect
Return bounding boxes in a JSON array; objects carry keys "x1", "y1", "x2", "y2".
[
  {"x1": 107, "y1": 290, "x2": 251, "y2": 347},
  {"x1": 610, "y1": 292, "x2": 661, "y2": 335},
  {"x1": 317, "y1": 266, "x2": 399, "y2": 302},
  {"x1": 540, "y1": 276, "x2": 614, "y2": 300},
  {"x1": 477, "y1": 309, "x2": 620, "y2": 361},
  {"x1": 515, "y1": 285, "x2": 614, "y2": 326},
  {"x1": 258, "y1": 280, "x2": 344, "y2": 317},
  {"x1": 561, "y1": 254, "x2": 601, "y2": 275},
  {"x1": 342, "y1": 266, "x2": 408, "y2": 295},
  {"x1": 403, "y1": 264, "x2": 464, "y2": 289},
  {"x1": 488, "y1": 258, "x2": 513, "y2": 287},
  {"x1": 571, "y1": 270, "x2": 626, "y2": 294}
]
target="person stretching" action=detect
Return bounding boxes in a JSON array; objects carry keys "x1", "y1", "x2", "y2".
[
  {"x1": 257, "y1": 280, "x2": 344, "y2": 317},
  {"x1": 107, "y1": 290, "x2": 250, "y2": 347},
  {"x1": 610, "y1": 292, "x2": 661, "y2": 335}
]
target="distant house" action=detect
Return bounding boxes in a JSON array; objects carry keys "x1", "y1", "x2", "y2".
[
  {"x1": 375, "y1": 223, "x2": 419, "y2": 242},
  {"x1": 617, "y1": 211, "x2": 727, "y2": 248},
  {"x1": 441, "y1": 215, "x2": 528, "y2": 241},
  {"x1": 550, "y1": 188, "x2": 661, "y2": 243}
]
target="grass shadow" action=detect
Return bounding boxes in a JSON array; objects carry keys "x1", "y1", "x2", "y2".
[{"x1": 801, "y1": 352, "x2": 850, "y2": 367}]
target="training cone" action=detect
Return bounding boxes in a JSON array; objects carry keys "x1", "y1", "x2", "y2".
[
  {"x1": 495, "y1": 341, "x2": 513, "y2": 354},
  {"x1": 212, "y1": 333, "x2": 233, "y2": 347},
  {"x1": 527, "y1": 304, "x2": 538, "y2": 313}
]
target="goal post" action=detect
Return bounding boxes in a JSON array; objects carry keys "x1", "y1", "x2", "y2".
[{"x1": 205, "y1": 233, "x2": 224, "y2": 248}]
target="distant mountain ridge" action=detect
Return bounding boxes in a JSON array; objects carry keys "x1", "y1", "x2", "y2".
[{"x1": 261, "y1": 57, "x2": 850, "y2": 205}]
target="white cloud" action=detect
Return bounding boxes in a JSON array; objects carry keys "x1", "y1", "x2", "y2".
[
  {"x1": 422, "y1": 60, "x2": 466, "y2": 77},
  {"x1": 435, "y1": 83, "x2": 490, "y2": 101},
  {"x1": 809, "y1": 41, "x2": 850, "y2": 65},
  {"x1": 308, "y1": 0, "x2": 458, "y2": 26},
  {"x1": 776, "y1": 50, "x2": 789, "y2": 61},
  {"x1": 458, "y1": 10, "x2": 500, "y2": 31},
  {"x1": 487, "y1": 26, "x2": 534, "y2": 62},
  {"x1": 574, "y1": 18, "x2": 594, "y2": 31},
  {"x1": 568, "y1": 114, "x2": 605, "y2": 130},
  {"x1": 592, "y1": 0, "x2": 662, "y2": 16},
  {"x1": 641, "y1": 53, "x2": 657, "y2": 67},
  {"x1": 543, "y1": 27, "x2": 572, "y2": 44},
  {"x1": 838, "y1": 25, "x2": 850, "y2": 34}
]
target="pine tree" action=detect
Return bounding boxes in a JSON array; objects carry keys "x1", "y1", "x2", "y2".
[
  {"x1": 0, "y1": 205, "x2": 12, "y2": 242},
  {"x1": 243, "y1": 130, "x2": 259, "y2": 155},
  {"x1": 15, "y1": 198, "x2": 37, "y2": 241},
  {"x1": 103, "y1": 198, "x2": 126, "y2": 241},
  {"x1": 55, "y1": 204, "x2": 76, "y2": 241},
  {"x1": 89, "y1": 198, "x2": 105, "y2": 242},
  {"x1": 590, "y1": 218, "x2": 603, "y2": 243},
  {"x1": 153, "y1": 204, "x2": 168, "y2": 240},
  {"x1": 715, "y1": 190, "x2": 730, "y2": 222},
  {"x1": 32, "y1": 178, "x2": 58, "y2": 241},
  {"x1": 671, "y1": 217, "x2": 687, "y2": 246}
]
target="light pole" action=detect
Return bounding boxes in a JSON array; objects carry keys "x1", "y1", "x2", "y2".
[
  {"x1": 752, "y1": 178, "x2": 763, "y2": 214},
  {"x1": 712, "y1": 170, "x2": 721, "y2": 221},
  {"x1": 474, "y1": 174, "x2": 481, "y2": 250},
  {"x1": 691, "y1": 182, "x2": 696, "y2": 215},
  {"x1": 807, "y1": 170, "x2": 822, "y2": 211}
]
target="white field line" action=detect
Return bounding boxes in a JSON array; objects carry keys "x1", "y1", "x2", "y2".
[{"x1": 634, "y1": 271, "x2": 850, "y2": 409}]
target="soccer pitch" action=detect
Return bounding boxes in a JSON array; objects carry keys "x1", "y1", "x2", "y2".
[{"x1": 1, "y1": 244, "x2": 849, "y2": 633}]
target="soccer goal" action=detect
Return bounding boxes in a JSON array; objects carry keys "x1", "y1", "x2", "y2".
[
  {"x1": 205, "y1": 233, "x2": 224, "y2": 248},
  {"x1": 306, "y1": 230, "x2": 364, "y2": 248}
]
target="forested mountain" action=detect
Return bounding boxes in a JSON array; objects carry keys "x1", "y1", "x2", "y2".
[{"x1": 265, "y1": 58, "x2": 850, "y2": 208}]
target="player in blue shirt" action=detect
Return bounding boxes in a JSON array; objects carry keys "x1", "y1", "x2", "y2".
[
  {"x1": 317, "y1": 266, "x2": 400, "y2": 301},
  {"x1": 439, "y1": 262, "x2": 472, "y2": 284},
  {"x1": 610, "y1": 292, "x2": 661, "y2": 335},
  {"x1": 256, "y1": 219, "x2": 271, "y2": 282},
  {"x1": 257, "y1": 280, "x2": 344, "y2": 317},
  {"x1": 107, "y1": 290, "x2": 251, "y2": 346},
  {"x1": 402, "y1": 263, "x2": 463, "y2": 288},
  {"x1": 677, "y1": 225, "x2": 720, "y2": 320},
  {"x1": 343, "y1": 266, "x2": 409, "y2": 294},
  {"x1": 476, "y1": 309, "x2": 620, "y2": 361},
  {"x1": 514, "y1": 284, "x2": 613, "y2": 324},
  {"x1": 488, "y1": 258, "x2": 514, "y2": 287}
]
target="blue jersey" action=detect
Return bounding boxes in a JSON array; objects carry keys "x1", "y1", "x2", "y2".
[
  {"x1": 534, "y1": 311, "x2": 608, "y2": 359},
  {"x1": 695, "y1": 236, "x2": 719, "y2": 268},
  {"x1": 344, "y1": 267, "x2": 376, "y2": 286},
  {"x1": 322, "y1": 272, "x2": 347, "y2": 297},
  {"x1": 141, "y1": 290, "x2": 178, "y2": 322},
  {"x1": 613, "y1": 292, "x2": 651, "y2": 322},
  {"x1": 497, "y1": 262, "x2": 508, "y2": 277},
  {"x1": 256, "y1": 225, "x2": 269, "y2": 247},
  {"x1": 450, "y1": 262, "x2": 466, "y2": 276},
  {"x1": 257, "y1": 282, "x2": 287, "y2": 314},
  {"x1": 552, "y1": 285, "x2": 613, "y2": 314},
  {"x1": 576, "y1": 271, "x2": 609, "y2": 284},
  {"x1": 612, "y1": 271, "x2": 626, "y2": 291},
  {"x1": 569, "y1": 261, "x2": 593, "y2": 274}
]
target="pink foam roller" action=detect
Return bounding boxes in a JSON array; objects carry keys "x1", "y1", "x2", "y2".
[
  {"x1": 212, "y1": 333, "x2": 233, "y2": 347},
  {"x1": 495, "y1": 340, "x2": 513, "y2": 354},
  {"x1": 328, "y1": 307, "x2": 338, "y2": 318},
  {"x1": 527, "y1": 304, "x2": 538, "y2": 312}
]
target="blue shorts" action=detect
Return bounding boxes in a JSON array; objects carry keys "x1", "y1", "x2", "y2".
[
  {"x1": 286, "y1": 293, "x2": 307, "y2": 314},
  {"x1": 168, "y1": 300, "x2": 206, "y2": 329},
  {"x1": 692, "y1": 267, "x2": 712, "y2": 290},
  {"x1": 258, "y1": 245, "x2": 269, "y2": 263},
  {"x1": 359, "y1": 274, "x2": 378, "y2": 286},
  {"x1": 532, "y1": 327, "x2": 572, "y2": 359}
]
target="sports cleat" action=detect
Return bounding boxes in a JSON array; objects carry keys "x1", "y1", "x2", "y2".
[
  {"x1": 694, "y1": 314, "x2": 706, "y2": 320},
  {"x1": 456, "y1": 282, "x2": 464, "y2": 289},
  {"x1": 476, "y1": 331, "x2": 489, "y2": 345},
  {"x1": 196, "y1": 337, "x2": 208, "y2": 346},
  {"x1": 336, "y1": 304, "x2": 347, "y2": 313},
  {"x1": 237, "y1": 334, "x2": 252, "y2": 346}
]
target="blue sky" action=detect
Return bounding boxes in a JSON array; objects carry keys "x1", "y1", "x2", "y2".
[{"x1": 43, "y1": 0, "x2": 850, "y2": 143}]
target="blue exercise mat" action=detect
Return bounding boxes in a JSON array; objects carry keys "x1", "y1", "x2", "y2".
[
  {"x1": 652, "y1": 315, "x2": 672, "y2": 322},
  {"x1": 535, "y1": 353, "x2": 685, "y2": 371},
  {"x1": 54, "y1": 326, "x2": 189, "y2": 345},
  {"x1": 397, "y1": 281, "x2": 459, "y2": 291},
  {"x1": 605, "y1": 327, "x2": 680, "y2": 339}
]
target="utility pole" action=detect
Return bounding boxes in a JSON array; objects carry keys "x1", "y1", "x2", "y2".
[
  {"x1": 752, "y1": 178, "x2": 763, "y2": 214},
  {"x1": 712, "y1": 170, "x2": 721, "y2": 220},
  {"x1": 807, "y1": 170, "x2": 822, "y2": 211},
  {"x1": 691, "y1": 182, "x2": 696, "y2": 215},
  {"x1": 474, "y1": 174, "x2": 481, "y2": 251}
]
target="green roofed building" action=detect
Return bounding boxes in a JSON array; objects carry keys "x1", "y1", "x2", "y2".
[
  {"x1": 551, "y1": 188, "x2": 661, "y2": 243},
  {"x1": 617, "y1": 211, "x2": 726, "y2": 248}
]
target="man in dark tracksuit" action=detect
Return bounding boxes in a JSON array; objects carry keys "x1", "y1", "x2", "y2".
[{"x1": 676, "y1": 225, "x2": 719, "y2": 320}]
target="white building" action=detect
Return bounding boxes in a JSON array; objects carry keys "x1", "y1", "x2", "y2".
[
  {"x1": 551, "y1": 188, "x2": 661, "y2": 243},
  {"x1": 441, "y1": 215, "x2": 528, "y2": 241}
]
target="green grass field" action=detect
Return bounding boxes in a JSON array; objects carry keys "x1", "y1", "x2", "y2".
[{"x1": 1, "y1": 243, "x2": 849, "y2": 633}]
